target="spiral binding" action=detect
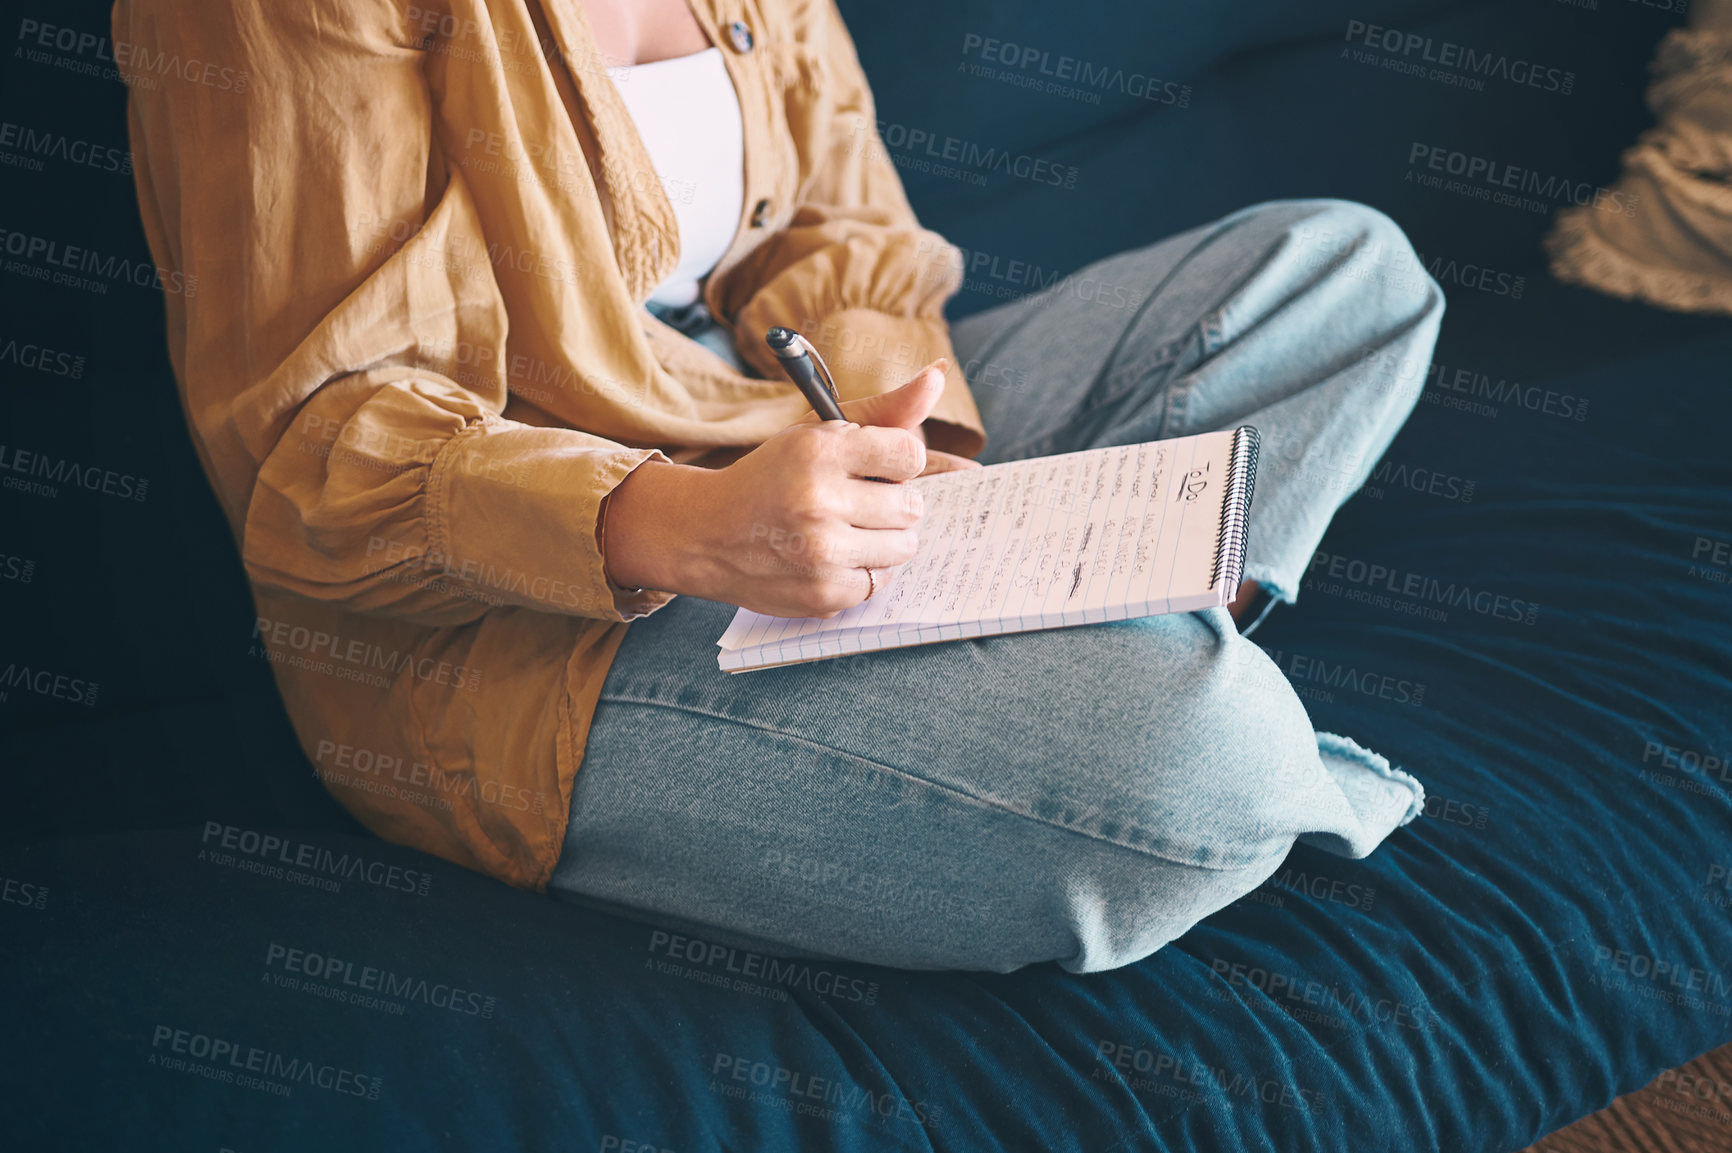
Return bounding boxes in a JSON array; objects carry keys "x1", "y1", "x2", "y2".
[{"x1": 1209, "y1": 425, "x2": 1260, "y2": 596}]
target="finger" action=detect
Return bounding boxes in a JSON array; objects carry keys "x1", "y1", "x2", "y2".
[
  {"x1": 837, "y1": 423, "x2": 925, "y2": 482},
  {"x1": 917, "y1": 450, "x2": 983, "y2": 477},
  {"x1": 836, "y1": 359, "x2": 949, "y2": 428},
  {"x1": 840, "y1": 474, "x2": 925, "y2": 530},
  {"x1": 801, "y1": 525, "x2": 920, "y2": 573}
]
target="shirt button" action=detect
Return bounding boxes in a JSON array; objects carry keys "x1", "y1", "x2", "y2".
[
  {"x1": 749, "y1": 198, "x2": 773, "y2": 228},
  {"x1": 727, "y1": 21, "x2": 754, "y2": 53}
]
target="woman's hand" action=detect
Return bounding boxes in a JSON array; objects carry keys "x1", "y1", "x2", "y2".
[
  {"x1": 791, "y1": 368, "x2": 982, "y2": 480},
  {"x1": 601, "y1": 360, "x2": 981, "y2": 618}
]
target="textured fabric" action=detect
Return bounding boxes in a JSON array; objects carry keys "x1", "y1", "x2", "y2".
[
  {"x1": 4, "y1": 0, "x2": 1730, "y2": 1146},
  {"x1": 610, "y1": 48, "x2": 745, "y2": 308},
  {"x1": 548, "y1": 199, "x2": 1444, "y2": 972},
  {"x1": 1544, "y1": 3, "x2": 1732, "y2": 315},
  {"x1": 1523, "y1": 1042, "x2": 1732, "y2": 1153},
  {"x1": 645, "y1": 300, "x2": 750, "y2": 373},
  {"x1": 113, "y1": 0, "x2": 987, "y2": 890},
  {"x1": 8, "y1": 326, "x2": 1723, "y2": 1152}
]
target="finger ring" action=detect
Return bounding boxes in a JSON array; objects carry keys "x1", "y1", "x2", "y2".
[{"x1": 865, "y1": 567, "x2": 876, "y2": 599}]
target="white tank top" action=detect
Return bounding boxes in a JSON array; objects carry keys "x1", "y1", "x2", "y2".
[{"x1": 609, "y1": 46, "x2": 746, "y2": 308}]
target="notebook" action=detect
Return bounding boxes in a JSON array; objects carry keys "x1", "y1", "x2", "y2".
[{"x1": 715, "y1": 425, "x2": 1260, "y2": 672}]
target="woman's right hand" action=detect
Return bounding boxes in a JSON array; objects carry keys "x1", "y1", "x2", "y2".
[{"x1": 601, "y1": 362, "x2": 979, "y2": 618}]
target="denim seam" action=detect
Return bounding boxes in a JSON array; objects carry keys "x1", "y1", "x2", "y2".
[
  {"x1": 1091, "y1": 335, "x2": 1185, "y2": 417},
  {"x1": 987, "y1": 336, "x2": 1187, "y2": 462},
  {"x1": 593, "y1": 690, "x2": 1271, "y2": 874},
  {"x1": 1155, "y1": 308, "x2": 1229, "y2": 442},
  {"x1": 974, "y1": 213, "x2": 1250, "y2": 461},
  {"x1": 1200, "y1": 307, "x2": 1228, "y2": 358},
  {"x1": 983, "y1": 424, "x2": 1064, "y2": 466},
  {"x1": 1160, "y1": 368, "x2": 1191, "y2": 440}
]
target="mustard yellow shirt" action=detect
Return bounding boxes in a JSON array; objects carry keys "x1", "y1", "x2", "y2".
[{"x1": 115, "y1": 0, "x2": 987, "y2": 889}]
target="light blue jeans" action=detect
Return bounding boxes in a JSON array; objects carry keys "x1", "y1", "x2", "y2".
[{"x1": 551, "y1": 200, "x2": 1447, "y2": 973}]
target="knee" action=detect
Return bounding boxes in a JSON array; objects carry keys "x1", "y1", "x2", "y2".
[
  {"x1": 1001, "y1": 633, "x2": 1325, "y2": 971},
  {"x1": 945, "y1": 804, "x2": 1286, "y2": 974},
  {"x1": 1026, "y1": 619, "x2": 1327, "y2": 868},
  {"x1": 1042, "y1": 842, "x2": 1283, "y2": 974},
  {"x1": 1281, "y1": 198, "x2": 1445, "y2": 323}
]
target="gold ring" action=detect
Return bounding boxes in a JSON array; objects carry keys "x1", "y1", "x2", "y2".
[{"x1": 865, "y1": 567, "x2": 876, "y2": 599}]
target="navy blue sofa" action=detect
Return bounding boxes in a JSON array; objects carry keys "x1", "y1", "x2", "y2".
[{"x1": 3, "y1": 1, "x2": 1729, "y2": 1149}]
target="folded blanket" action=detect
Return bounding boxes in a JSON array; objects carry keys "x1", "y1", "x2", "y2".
[{"x1": 1545, "y1": 0, "x2": 1732, "y2": 314}]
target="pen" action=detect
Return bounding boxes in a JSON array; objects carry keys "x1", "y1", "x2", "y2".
[
  {"x1": 766, "y1": 325, "x2": 902, "y2": 485},
  {"x1": 764, "y1": 326, "x2": 847, "y2": 421}
]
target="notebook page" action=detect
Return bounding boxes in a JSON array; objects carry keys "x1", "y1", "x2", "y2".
[
  {"x1": 717, "y1": 450, "x2": 1087, "y2": 658},
  {"x1": 718, "y1": 431, "x2": 1236, "y2": 664},
  {"x1": 714, "y1": 461, "x2": 1017, "y2": 654}
]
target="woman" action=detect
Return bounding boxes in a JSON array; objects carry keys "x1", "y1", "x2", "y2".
[{"x1": 117, "y1": 0, "x2": 1444, "y2": 972}]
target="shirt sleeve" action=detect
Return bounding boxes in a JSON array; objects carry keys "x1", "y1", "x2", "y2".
[
  {"x1": 118, "y1": 0, "x2": 677, "y2": 629},
  {"x1": 710, "y1": 0, "x2": 988, "y2": 459}
]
